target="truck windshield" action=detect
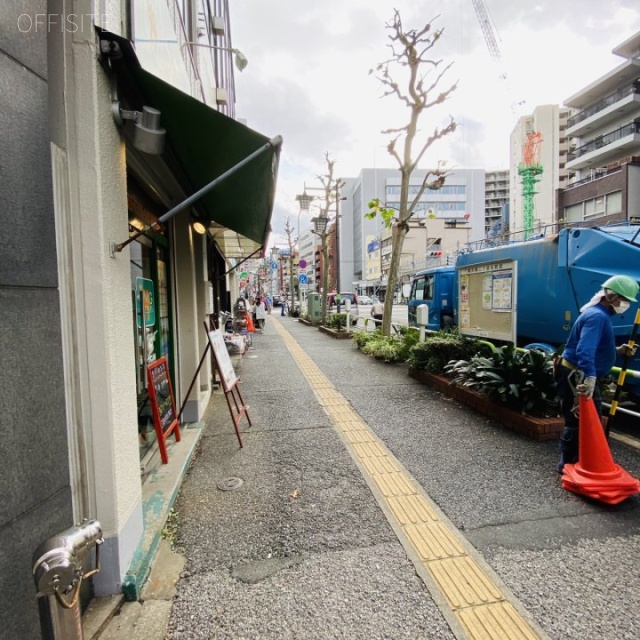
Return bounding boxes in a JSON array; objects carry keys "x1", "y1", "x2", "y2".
[{"x1": 410, "y1": 275, "x2": 434, "y2": 302}]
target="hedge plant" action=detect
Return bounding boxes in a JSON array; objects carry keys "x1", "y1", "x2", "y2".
[
  {"x1": 407, "y1": 330, "x2": 489, "y2": 373},
  {"x1": 352, "y1": 327, "x2": 419, "y2": 363},
  {"x1": 444, "y1": 344, "x2": 557, "y2": 416}
]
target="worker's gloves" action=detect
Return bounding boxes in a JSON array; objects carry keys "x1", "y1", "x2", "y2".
[
  {"x1": 576, "y1": 376, "x2": 597, "y2": 399},
  {"x1": 616, "y1": 343, "x2": 637, "y2": 357}
]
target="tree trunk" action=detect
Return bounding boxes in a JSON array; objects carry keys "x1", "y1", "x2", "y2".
[
  {"x1": 381, "y1": 224, "x2": 408, "y2": 336},
  {"x1": 321, "y1": 239, "x2": 329, "y2": 324}
]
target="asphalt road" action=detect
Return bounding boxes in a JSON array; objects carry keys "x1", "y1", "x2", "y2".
[{"x1": 355, "y1": 303, "x2": 409, "y2": 327}]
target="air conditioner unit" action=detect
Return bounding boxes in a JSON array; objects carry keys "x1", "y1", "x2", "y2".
[{"x1": 215, "y1": 87, "x2": 228, "y2": 104}]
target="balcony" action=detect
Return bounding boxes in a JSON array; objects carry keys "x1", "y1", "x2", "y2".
[
  {"x1": 566, "y1": 121, "x2": 640, "y2": 170},
  {"x1": 567, "y1": 83, "x2": 640, "y2": 136}
]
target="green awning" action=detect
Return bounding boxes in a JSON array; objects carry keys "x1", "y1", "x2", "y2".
[{"x1": 100, "y1": 30, "x2": 281, "y2": 250}]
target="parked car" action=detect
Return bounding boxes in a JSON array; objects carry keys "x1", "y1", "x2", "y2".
[
  {"x1": 327, "y1": 291, "x2": 358, "y2": 309},
  {"x1": 272, "y1": 294, "x2": 282, "y2": 307},
  {"x1": 358, "y1": 295, "x2": 374, "y2": 305},
  {"x1": 327, "y1": 292, "x2": 359, "y2": 325}
]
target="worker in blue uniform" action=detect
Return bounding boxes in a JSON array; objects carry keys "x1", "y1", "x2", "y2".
[{"x1": 556, "y1": 275, "x2": 639, "y2": 473}]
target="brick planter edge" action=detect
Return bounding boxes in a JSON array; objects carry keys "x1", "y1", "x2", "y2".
[{"x1": 408, "y1": 368, "x2": 563, "y2": 442}]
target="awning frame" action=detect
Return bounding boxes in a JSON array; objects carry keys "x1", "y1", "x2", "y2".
[
  {"x1": 111, "y1": 134, "x2": 282, "y2": 255},
  {"x1": 98, "y1": 29, "x2": 282, "y2": 259}
]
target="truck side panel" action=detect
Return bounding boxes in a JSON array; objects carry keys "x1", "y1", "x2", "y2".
[{"x1": 455, "y1": 236, "x2": 576, "y2": 345}]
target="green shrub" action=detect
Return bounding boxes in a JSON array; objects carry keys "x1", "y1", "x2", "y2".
[
  {"x1": 326, "y1": 312, "x2": 347, "y2": 330},
  {"x1": 352, "y1": 329, "x2": 379, "y2": 349},
  {"x1": 444, "y1": 344, "x2": 557, "y2": 416},
  {"x1": 407, "y1": 330, "x2": 488, "y2": 373},
  {"x1": 361, "y1": 335, "x2": 404, "y2": 362},
  {"x1": 396, "y1": 327, "x2": 420, "y2": 360}
]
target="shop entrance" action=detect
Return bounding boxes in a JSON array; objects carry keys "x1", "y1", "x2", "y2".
[{"x1": 130, "y1": 234, "x2": 173, "y2": 460}]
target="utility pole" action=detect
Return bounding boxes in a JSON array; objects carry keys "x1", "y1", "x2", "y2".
[{"x1": 335, "y1": 180, "x2": 346, "y2": 313}]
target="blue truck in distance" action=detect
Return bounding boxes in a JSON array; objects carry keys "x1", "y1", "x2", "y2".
[{"x1": 407, "y1": 224, "x2": 640, "y2": 394}]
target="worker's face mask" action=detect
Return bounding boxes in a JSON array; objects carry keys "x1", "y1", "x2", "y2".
[{"x1": 614, "y1": 299, "x2": 631, "y2": 314}]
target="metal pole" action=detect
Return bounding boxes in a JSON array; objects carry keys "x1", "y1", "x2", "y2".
[
  {"x1": 606, "y1": 307, "x2": 640, "y2": 437},
  {"x1": 335, "y1": 182, "x2": 341, "y2": 313}
]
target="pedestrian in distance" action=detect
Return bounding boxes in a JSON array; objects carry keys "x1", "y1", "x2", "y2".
[
  {"x1": 247, "y1": 296, "x2": 256, "y2": 326},
  {"x1": 555, "y1": 274, "x2": 639, "y2": 473},
  {"x1": 281, "y1": 297, "x2": 288, "y2": 317},
  {"x1": 255, "y1": 296, "x2": 267, "y2": 333},
  {"x1": 370, "y1": 299, "x2": 384, "y2": 329},
  {"x1": 265, "y1": 294, "x2": 272, "y2": 314}
]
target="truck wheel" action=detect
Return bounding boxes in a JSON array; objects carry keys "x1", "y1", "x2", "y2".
[
  {"x1": 442, "y1": 315, "x2": 455, "y2": 328},
  {"x1": 523, "y1": 342, "x2": 556, "y2": 354}
]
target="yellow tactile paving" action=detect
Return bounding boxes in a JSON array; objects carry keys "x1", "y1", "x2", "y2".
[
  {"x1": 428, "y1": 556, "x2": 504, "y2": 608},
  {"x1": 359, "y1": 454, "x2": 400, "y2": 475},
  {"x1": 270, "y1": 317, "x2": 546, "y2": 640},
  {"x1": 343, "y1": 429, "x2": 378, "y2": 445},
  {"x1": 371, "y1": 471, "x2": 419, "y2": 497},
  {"x1": 405, "y1": 523, "x2": 467, "y2": 561},
  {"x1": 386, "y1": 494, "x2": 439, "y2": 524},
  {"x1": 456, "y1": 602, "x2": 539, "y2": 640}
]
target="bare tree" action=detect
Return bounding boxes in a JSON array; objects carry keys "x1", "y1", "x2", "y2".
[
  {"x1": 309, "y1": 152, "x2": 342, "y2": 326},
  {"x1": 284, "y1": 217, "x2": 296, "y2": 315},
  {"x1": 367, "y1": 10, "x2": 457, "y2": 336}
]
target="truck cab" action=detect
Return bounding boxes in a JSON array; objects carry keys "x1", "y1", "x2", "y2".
[{"x1": 407, "y1": 266, "x2": 456, "y2": 331}]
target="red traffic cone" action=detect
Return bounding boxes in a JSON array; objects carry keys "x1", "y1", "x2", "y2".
[{"x1": 562, "y1": 396, "x2": 640, "y2": 504}]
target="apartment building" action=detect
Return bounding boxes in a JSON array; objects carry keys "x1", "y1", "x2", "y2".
[
  {"x1": 558, "y1": 31, "x2": 640, "y2": 225},
  {"x1": 484, "y1": 170, "x2": 509, "y2": 237}
]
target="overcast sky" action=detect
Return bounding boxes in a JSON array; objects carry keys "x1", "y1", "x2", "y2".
[{"x1": 231, "y1": 0, "x2": 640, "y2": 243}]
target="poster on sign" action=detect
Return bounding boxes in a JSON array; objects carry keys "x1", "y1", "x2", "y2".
[
  {"x1": 147, "y1": 357, "x2": 181, "y2": 464},
  {"x1": 207, "y1": 329, "x2": 238, "y2": 392}
]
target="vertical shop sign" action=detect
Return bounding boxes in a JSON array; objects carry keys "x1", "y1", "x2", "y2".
[{"x1": 136, "y1": 277, "x2": 156, "y2": 328}]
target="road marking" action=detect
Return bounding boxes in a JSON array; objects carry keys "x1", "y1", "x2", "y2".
[{"x1": 272, "y1": 317, "x2": 549, "y2": 640}]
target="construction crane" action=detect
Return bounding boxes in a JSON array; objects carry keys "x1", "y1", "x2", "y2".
[
  {"x1": 471, "y1": 0, "x2": 541, "y2": 238},
  {"x1": 471, "y1": 0, "x2": 503, "y2": 76}
]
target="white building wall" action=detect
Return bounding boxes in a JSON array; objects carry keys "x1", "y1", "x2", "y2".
[
  {"x1": 50, "y1": 0, "x2": 144, "y2": 595},
  {"x1": 133, "y1": 0, "x2": 198, "y2": 96},
  {"x1": 342, "y1": 168, "x2": 484, "y2": 291}
]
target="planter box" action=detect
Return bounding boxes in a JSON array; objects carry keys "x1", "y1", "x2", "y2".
[
  {"x1": 408, "y1": 369, "x2": 563, "y2": 442},
  {"x1": 318, "y1": 326, "x2": 353, "y2": 339},
  {"x1": 297, "y1": 318, "x2": 313, "y2": 326}
]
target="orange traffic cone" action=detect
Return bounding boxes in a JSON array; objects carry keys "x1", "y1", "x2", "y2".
[{"x1": 562, "y1": 396, "x2": 640, "y2": 504}]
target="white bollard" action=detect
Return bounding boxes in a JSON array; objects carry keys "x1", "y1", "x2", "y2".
[
  {"x1": 344, "y1": 300, "x2": 351, "y2": 333},
  {"x1": 416, "y1": 303, "x2": 429, "y2": 342}
]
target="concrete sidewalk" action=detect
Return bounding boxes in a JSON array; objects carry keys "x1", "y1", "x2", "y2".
[{"x1": 89, "y1": 314, "x2": 640, "y2": 639}]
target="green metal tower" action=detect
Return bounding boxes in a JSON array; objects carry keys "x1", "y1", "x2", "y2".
[{"x1": 517, "y1": 132, "x2": 543, "y2": 239}]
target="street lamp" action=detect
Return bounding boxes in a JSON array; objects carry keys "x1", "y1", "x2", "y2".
[
  {"x1": 311, "y1": 214, "x2": 330, "y2": 325},
  {"x1": 296, "y1": 186, "x2": 315, "y2": 213},
  {"x1": 295, "y1": 186, "x2": 318, "y2": 309},
  {"x1": 181, "y1": 42, "x2": 249, "y2": 72}
]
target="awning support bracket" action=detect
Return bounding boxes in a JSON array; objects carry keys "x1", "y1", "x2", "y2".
[{"x1": 110, "y1": 135, "x2": 282, "y2": 256}]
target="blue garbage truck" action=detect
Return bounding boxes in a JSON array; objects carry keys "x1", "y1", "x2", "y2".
[{"x1": 407, "y1": 224, "x2": 640, "y2": 393}]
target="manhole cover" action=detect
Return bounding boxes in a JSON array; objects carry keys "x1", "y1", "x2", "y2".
[{"x1": 217, "y1": 477, "x2": 244, "y2": 491}]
